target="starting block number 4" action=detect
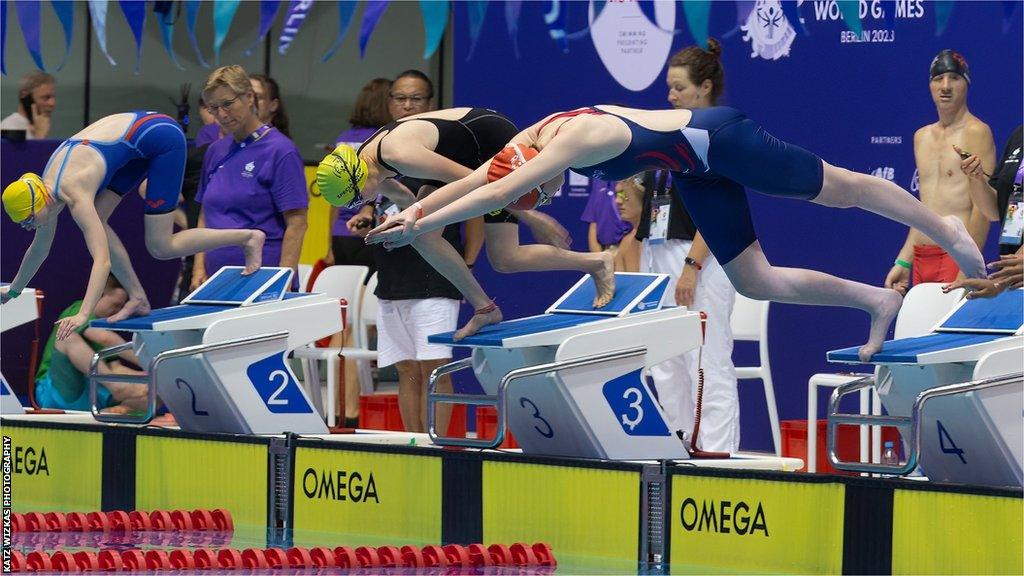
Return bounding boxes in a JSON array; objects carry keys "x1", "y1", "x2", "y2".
[
  {"x1": 602, "y1": 370, "x2": 669, "y2": 436},
  {"x1": 937, "y1": 420, "x2": 967, "y2": 464},
  {"x1": 246, "y1": 354, "x2": 314, "y2": 414}
]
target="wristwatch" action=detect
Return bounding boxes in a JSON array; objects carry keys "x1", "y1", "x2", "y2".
[{"x1": 684, "y1": 256, "x2": 703, "y2": 271}]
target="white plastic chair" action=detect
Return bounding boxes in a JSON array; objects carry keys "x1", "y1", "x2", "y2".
[
  {"x1": 731, "y1": 294, "x2": 782, "y2": 456},
  {"x1": 351, "y1": 273, "x2": 379, "y2": 394},
  {"x1": 292, "y1": 265, "x2": 368, "y2": 426},
  {"x1": 297, "y1": 263, "x2": 314, "y2": 293},
  {"x1": 806, "y1": 283, "x2": 965, "y2": 471}
]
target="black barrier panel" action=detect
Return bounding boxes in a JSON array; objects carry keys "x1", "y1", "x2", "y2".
[
  {"x1": 442, "y1": 452, "x2": 482, "y2": 545},
  {"x1": 842, "y1": 482, "x2": 893, "y2": 575},
  {"x1": 102, "y1": 427, "x2": 137, "y2": 512}
]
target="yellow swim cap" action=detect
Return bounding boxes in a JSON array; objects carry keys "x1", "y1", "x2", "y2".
[
  {"x1": 2, "y1": 173, "x2": 49, "y2": 223},
  {"x1": 317, "y1": 144, "x2": 368, "y2": 208}
]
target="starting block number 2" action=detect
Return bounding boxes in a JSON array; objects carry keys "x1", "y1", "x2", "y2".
[{"x1": 247, "y1": 354, "x2": 314, "y2": 414}]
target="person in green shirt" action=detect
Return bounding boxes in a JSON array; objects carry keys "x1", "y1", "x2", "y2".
[{"x1": 34, "y1": 277, "x2": 147, "y2": 412}]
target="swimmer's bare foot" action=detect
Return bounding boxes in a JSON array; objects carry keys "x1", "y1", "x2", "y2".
[
  {"x1": 944, "y1": 215, "x2": 985, "y2": 278},
  {"x1": 243, "y1": 229, "x2": 266, "y2": 274},
  {"x1": 590, "y1": 252, "x2": 616, "y2": 308},
  {"x1": 106, "y1": 296, "x2": 152, "y2": 323},
  {"x1": 453, "y1": 302, "x2": 503, "y2": 341},
  {"x1": 858, "y1": 289, "x2": 903, "y2": 362}
]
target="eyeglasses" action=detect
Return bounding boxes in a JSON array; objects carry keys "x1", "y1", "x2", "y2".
[
  {"x1": 389, "y1": 94, "x2": 429, "y2": 106},
  {"x1": 205, "y1": 95, "x2": 241, "y2": 114}
]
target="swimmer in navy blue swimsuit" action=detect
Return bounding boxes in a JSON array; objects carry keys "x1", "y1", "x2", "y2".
[
  {"x1": 367, "y1": 105, "x2": 986, "y2": 361},
  {"x1": 2, "y1": 111, "x2": 266, "y2": 339}
]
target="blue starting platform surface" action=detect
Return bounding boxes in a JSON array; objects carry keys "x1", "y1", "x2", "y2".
[
  {"x1": 92, "y1": 293, "x2": 314, "y2": 332},
  {"x1": 429, "y1": 272, "x2": 671, "y2": 348},
  {"x1": 182, "y1": 266, "x2": 292, "y2": 306},
  {"x1": 828, "y1": 289, "x2": 1023, "y2": 365}
]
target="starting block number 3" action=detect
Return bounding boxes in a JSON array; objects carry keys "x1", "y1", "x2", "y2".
[
  {"x1": 246, "y1": 354, "x2": 314, "y2": 414},
  {"x1": 602, "y1": 370, "x2": 670, "y2": 436}
]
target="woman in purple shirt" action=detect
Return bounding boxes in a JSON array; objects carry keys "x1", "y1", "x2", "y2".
[
  {"x1": 325, "y1": 78, "x2": 392, "y2": 270},
  {"x1": 192, "y1": 65, "x2": 309, "y2": 290}
]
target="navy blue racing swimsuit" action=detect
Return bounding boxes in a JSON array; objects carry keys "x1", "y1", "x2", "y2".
[{"x1": 548, "y1": 106, "x2": 824, "y2": 264}]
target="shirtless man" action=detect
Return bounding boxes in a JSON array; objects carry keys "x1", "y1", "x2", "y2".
[{"x1": 886, "y1": 50, "x2": 996, "y2": 295}]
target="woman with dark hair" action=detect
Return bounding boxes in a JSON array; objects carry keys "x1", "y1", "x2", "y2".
[
  {"x1": 367, "y1": 99, "x2": 986, "y2": 362},
  {"x1": 250, "y1": 74, "x2": 291, "y2": 139}
]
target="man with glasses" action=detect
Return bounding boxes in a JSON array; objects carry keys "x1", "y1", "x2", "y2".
[{"x1": 387, "y1": 69, "x2": 434, "y2": 119}]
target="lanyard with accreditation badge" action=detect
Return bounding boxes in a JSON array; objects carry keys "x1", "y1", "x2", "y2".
[
  {"x1": 647, "y1": 170, "x2": 673, "y2": 245},
  {"x1": 205, "y1": 124, "x2": 272, "y2": 184},
  {"x1": 998, "y1": 163, "x2": 1024, "y2": 248}
]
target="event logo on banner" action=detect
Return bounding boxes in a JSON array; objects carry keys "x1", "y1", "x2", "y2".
[
  {"x1": 588, "y1": 0, "x2": 675, "y2": 92},
  {"x1": 741, "y1": 0, "x2": 797, "y2": 60}
]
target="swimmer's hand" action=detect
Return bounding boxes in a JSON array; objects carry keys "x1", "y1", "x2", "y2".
[
  {"x1": 55, "y1": 312, "x2": 89, "y2": 341},
  {"x1": 365, "y1": 207, "x2": 420, "y2": 249},
  {"x1": 0, "y1": 289, "x2": 16, "y2": 305}
]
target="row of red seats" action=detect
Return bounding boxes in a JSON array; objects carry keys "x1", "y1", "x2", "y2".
[
  {"x1": 10, "y1": 542, "x2": 554, "y2": 572},
  {"x1": 11, "y1": 508, "x2": 233, "y2": 533}
]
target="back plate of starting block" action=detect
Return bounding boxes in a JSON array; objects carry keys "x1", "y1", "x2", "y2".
[
  {"x1": 547, "y1": 273, "x2": 669, "y2": 316},
  {"x1": 1, "y1": 373, "x2": 25, "y2": 414},
  {"x1": 935, "y1": 288, "x2": 1023, "y2": 334},
  {"x1": 182, "y1": 267, "x2": 293, "y2": 306}
]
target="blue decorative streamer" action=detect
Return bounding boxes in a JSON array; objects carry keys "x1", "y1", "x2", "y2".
[
  {"x1": 279, "y1": 0, "x2": 314, "y2": 56},
  {"x1": 420, "y1": 0, "x2": 448, "y2": 59},
  {"x1": 1, "y1": 0, "x2": 7, "y2": 75},
  {"x1": 935, "y1": 0, "x2": 954, "y2": 36},
  {"x1": 466, "y1": 0, "x2": 488, "y2": 59},
  {"x1": 118, "y1": 0, "x2": 146, "y2": 74},
  {"x1": 88, "y1": 0, "x2": 116, "y2": 66},
  {"x1": 245, "y1": 0, "x2": 282, "y2": 56},
  {"x1": 153, "y1": 1, "x2": 183, "y2": 70},
  {"x1": 544, "y1": 0, "x2": 567, "y2": 53},
  {"x1": 504, "y1": 0, "x2": 521, "y2": 59},
  {"x1": 723, "y1": 0, "x2": 754, "y2": 39},
  {"x1": 836, "y1": 0, "x2": 861, "y2": 35},
  {"x1": 1002, "y1": 0, "x2": 1020, "y2": 34},
  {"x1": 185, "y1": 0, "x2": 209, "y2": 68},
  {"x1": 213, "y1": 0, "x2": 241, "y2": 65},
  {"x1": 321, "y1": 0, "x2": 357, "y2": 62},
  {"x1": 359, "y1": 1, "x2": 390, "y2": 59},
  {"x1": 13, "y1": 0, "x2": 44, "y2": 70},
  {"x1": 683, "y1": 1, "x2": 711, "y2": 50},
  {"x1": 780, "y1": 1, "x2": 807, "y2": 36},
  {"x1": 51, "y1": 1, "x2": 74, "y2": 70}
]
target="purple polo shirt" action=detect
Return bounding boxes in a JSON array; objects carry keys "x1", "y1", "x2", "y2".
[
  {"x1": 332, "y1": 125, "x2": 381, "y2": 237},
  {"x1": 581, "y1": 182, "x2": 632, "y2": 247},
  {"x1": 197, "y1": 128, "x2": 308, "y2": 278},
  {"x1": 194, "y1": 122, "x2": 223, "y2": 147}
]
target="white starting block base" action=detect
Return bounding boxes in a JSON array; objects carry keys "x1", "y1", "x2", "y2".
[
  {"x1": 90, "y1": 267, "x2": 337, "y2": 435},
  {"x1": 428, "y1": 273, "x2": 703, "y2": 460},
  {"x1": 1, "y1": 284, "x2": 37, "y2": 414},
  {"x1": 828, "y1": 289, "x2": 1023, "y2": 487}
]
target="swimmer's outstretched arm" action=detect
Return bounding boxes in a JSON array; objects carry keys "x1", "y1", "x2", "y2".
[
  {"x1": 3, "y1": 219, "x2": 58, "y2": 302},
  {"x1": 56, "y1": 201, "x2": 113, "y2": 340}
]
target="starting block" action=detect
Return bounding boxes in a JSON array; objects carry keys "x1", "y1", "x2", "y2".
[
  {"x1": 89, "y1": 267, "x2": 338, "y2": 434},
  {"x1": 1, "y1": 283, "x2": 37, "y2": 414},
  {"x1": 827, "y1": 289, "x2": 1023, "y2": 487},
  {"x1": 426, "y1": 273, "x2": 701, "y2": 460}
]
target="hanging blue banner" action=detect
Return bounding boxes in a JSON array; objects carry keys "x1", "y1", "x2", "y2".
[
  {"x1": 278, "y1": 0, "x2": 314, "y2": 56},
  {"x1": 153, "y1": 1, "x2": 184, "y2": 70},
  {"x1": 118, "y1": 0, "x2": 146, "y2": 74},
  {"x1": 837, "y1": 0, "x2": 862, "y2": 35},
  {"x1": 245, "y1": 0, "x2": 282, "y2": 56},
  {"x1": 465, "y1": 0, "x2": 488, "y2": 59},
  {"x1": 1002, "y1": 0, "x2": 1020, "y2": 33},
  {"x1": 544, "y1": 0, "x2": 567, "y2": 53},
  {"x1": 935, "y1": 0, "x2": 955, "y2": 36},
  {"x1": 51, "y1": 1, "x2": 74, "y2": 70},
  {"x1": 88, "y1": 0, "x2": 116, "y2": 65},
  {"x1": 321, "y1": 0, "x2": 357, "y2": 62},
  {"x1": 359, "y1": 1, "x2": 390, "y2": 58},
  {"x1": 504, "y1": 0, "x2": 521, "y2": 59},
  {"x1": 213, "y1": 0, "x2": 241, "y2": 65},
  {"x1": 185, "y1": 0, "x2": 209, "y2": 68},
  {"x1": 420, "y1": 0, "x2": 448, "y2": 59},
  {"x1": 781, "y1": 1, "x2": 808, "y2": 36},
  {"x1": 13, "y1": 0, "x2": 44, "y2": 70}
]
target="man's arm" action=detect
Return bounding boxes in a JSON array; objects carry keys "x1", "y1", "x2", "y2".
[{"x1": 955, "y1": 123, "x2": 999, "y2": 221}]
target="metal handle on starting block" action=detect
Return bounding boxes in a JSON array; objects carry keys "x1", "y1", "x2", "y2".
[
  {"x1": 90, "y1": 331, "x2": 290, "y2": 425},
  {"x1": 827, "y1": 372, "x2": 1023, "y2": 475},
  {"x1": 427, "y1": 347, "x2": 646, "y2": 449}
]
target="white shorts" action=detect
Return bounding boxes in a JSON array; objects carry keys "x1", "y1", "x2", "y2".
[{"x1": 376, "y1": 297, "x2": 459, "y2": 367}]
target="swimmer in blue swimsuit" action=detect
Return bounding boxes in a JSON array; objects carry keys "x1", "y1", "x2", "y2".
[
  {"x1": 366, "y1": 105, "x2": 986, "y2": 360},
  {"x1": 2, "y1": 111, "x2": 266, "y2": 340}
]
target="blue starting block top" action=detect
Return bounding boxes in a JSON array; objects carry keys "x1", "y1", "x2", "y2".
[
  {"x1": 182, "y1": 266, "x2": 293, "y2": 306},
  {"x1": 936, "y1": 289, "x2": 1023, "y2": 334},
  {"x1": 429, "y1": 313, "x2": 607, "y2": 347},
  {"x1": 547, "y1": 273, "x2": 669, "y2": 316},
  {"x1": 92, "y1": 293, "x2": 314, "y2": 331},
  {"x1": 827, "y1": 332, "x2": 1006, "y2": 364}
]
